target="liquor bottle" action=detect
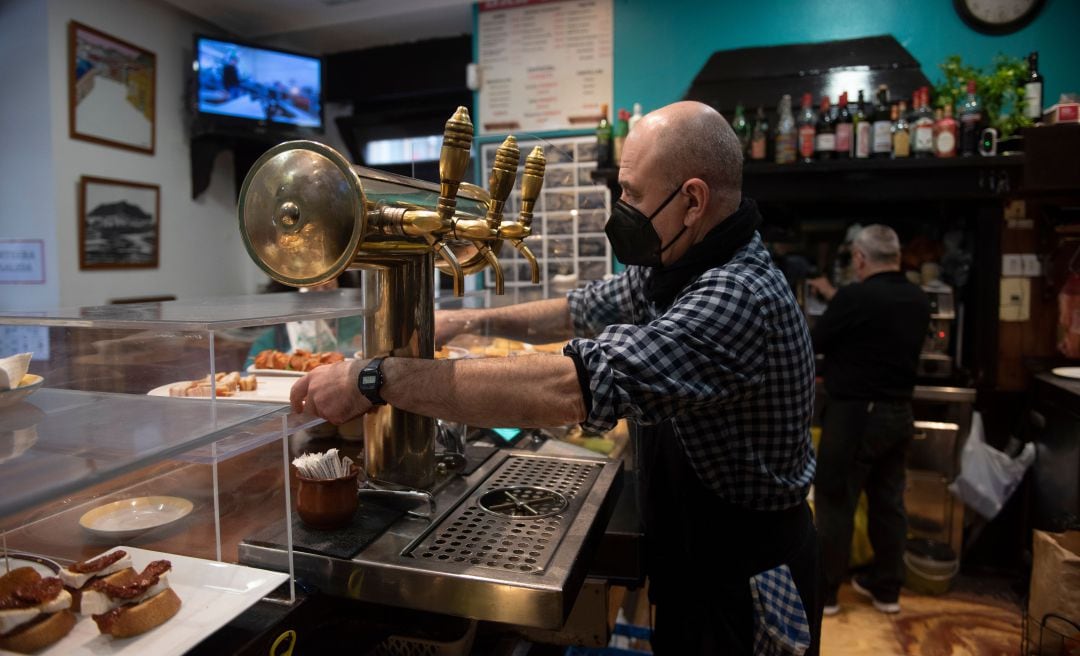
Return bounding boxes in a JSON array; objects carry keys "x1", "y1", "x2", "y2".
[
  {"x1": 613, "y1": 108, "x2": 629, "y2": 166},
  {"x1": 834, "y1": 91, "x2": 853, "y2": 159},
  {"x1": 797, "y1": 93, "x2": 816, "y2": 163},
  {"x1": 934, "y1": 105, "x2": 957, "y2": 158},
  {"x1": 732, "y1": 103, "x2": 751, "y2": 160},
  {"x1": 750, "y1": 106, "x2": 769, "y2": 161},
  {"x1": 853, "y1": 90, "x2": 871, "y2": 159},
  {"x1": 872, "y1": 85, "x2": 892, "y2": 158},
  {"x1": 628, "y1": 102, "x2": 644, "y2": 133},
  {"x1": 958, "y1": 79, "x2": 983, "y2": 157},
  {"x1": 1024, "y1": 51, "x2": 1044, "y2": 122},
  {"x1": 775, "y1": 94, "x2": 796, "y2": 164},
  {"x1": 596, "y1": 103, "x2": 613, "y2": 168},
  {"x1": 815, "y1": 96, "x2": 836, "y2": 160},
  {"x1": 913, "y1": 88, "x2": 935, "y2": 158},
  {"x1": 891, "y1": 101, "x2": 911, "y2": 158}
]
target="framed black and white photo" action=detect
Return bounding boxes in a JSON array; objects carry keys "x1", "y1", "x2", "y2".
[
  {"x1": 79, "y1": 176, "x2": 160, "y2": 270},
  {"x1": 69, "y1": 21, "x2": 156, "y2": 154}
]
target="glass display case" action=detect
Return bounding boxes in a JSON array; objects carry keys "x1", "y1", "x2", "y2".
[{"x1": 0, "y1": 290, "x2": 372, "y2": 652}]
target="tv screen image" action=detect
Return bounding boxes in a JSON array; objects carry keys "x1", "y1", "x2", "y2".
[{"x1": 196, "y1": 37, "x2": 321, "y2": 129}]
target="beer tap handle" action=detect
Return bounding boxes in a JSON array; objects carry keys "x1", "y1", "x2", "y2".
[
  {"x1": 438, "y1": 106, "x2": 474, "y2": 224},
  {"x1": 518, "y1": 146, "x2": 546, "y2": 231},
  {"x1": 485, "y1": 135, "x2": 520, "y2": 230},
  {"x1": 512, "y1": 239, "x2": 540, "y2": 284}
]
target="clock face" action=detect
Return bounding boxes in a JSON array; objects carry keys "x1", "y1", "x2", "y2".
[{"x1": 955, "y1": 0, "x2": 1044, "y2": 33}]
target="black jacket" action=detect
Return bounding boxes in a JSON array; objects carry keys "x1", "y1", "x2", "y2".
[{"x1": 812, "y1": 271, "x2": 931, "y2": 400}]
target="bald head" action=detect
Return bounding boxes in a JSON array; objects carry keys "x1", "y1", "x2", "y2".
[{"x1": 631, "y1": 101, "x2": 743, "y2": 198}]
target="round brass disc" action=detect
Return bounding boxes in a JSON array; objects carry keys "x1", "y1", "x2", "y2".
[{"x1": 238, "y1": 141, "x2": 366, "y2": 286}]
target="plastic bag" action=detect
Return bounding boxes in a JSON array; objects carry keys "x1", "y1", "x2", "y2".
[{"x1": 949, "y1": 412, "x2": 1035, "y2": 520}]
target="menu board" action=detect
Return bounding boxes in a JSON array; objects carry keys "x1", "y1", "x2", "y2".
[{"x1": 477, "y1": 0, "x2": 613, "y2": 135}]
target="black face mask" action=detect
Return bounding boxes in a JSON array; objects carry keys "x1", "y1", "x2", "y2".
[{"x1": 605, "y1": 184, "x2": 688, "y2": 267}]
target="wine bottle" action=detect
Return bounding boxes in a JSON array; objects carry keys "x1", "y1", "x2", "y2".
[
  {"x1": 815, "y1": 96, "x2": 835, "y2": 160},
  {"x1": 913, "y1": 88, "x2": 935, "y2": 158},
  {"x1": 613, "y1": 108, "x2": 629, "y2": 166},
  {"x1": 797, "y1": 93, "x2": 816, "y2": 163},
  {"x1": 834, "y1": 92, "x2": 853, "y2": 159},
  {"x1": 733, "y1": 103, "x2": 751, "y2": 160},
  {"x1": 596, "y1": 103, "x2": 613, "y2": 168},
  {"x1": 750, "y1": 106, "x2": 769, "y2": 161},
  {"x1": 1024, "y1": 51, "x2": 1044, "y2": 122},
  {"x1": 934, "y1": 105, "x2": 957, "y2": 158},
  {"x1": 958, "y1": 79, "x2": 983, "y2": 157},
  {"x1": 891, "y1": 101, "x2": 910, "y2": 158},
  {"x1": 775, "y1": 94, "x2": 796, "y2": 165},
  {"x1": 853, "y1": 90, "x2": 871, "y2": 159},
  {"x1": 871, "y1": 85, "x2": 892, "y2": 158}
]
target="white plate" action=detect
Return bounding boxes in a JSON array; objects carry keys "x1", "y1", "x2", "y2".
[
  {"x1": 79, "y1": 496, "x2": 194, "y2": 540},
  {"x1": 0, "y1": 373, "x2": 44, "y2": 409},
  {"x1": 246, "y1": 357, "x2": 353, "y2": 377},
  {"x1": 147, "y1": 375, "x2": 296, "y2": 404},
  {"x1": 0, "y1": 552, "x2": 60, "y2": 577},
  {"x1": 36, "y1": 546, "x2": 289, "y2": 656},
  {"x1": 1052, "y1": 367, "x2": 1080, "y2": 380},
  {"x1": 245, "y1": 365, "x2": 305, "y2": 377}
]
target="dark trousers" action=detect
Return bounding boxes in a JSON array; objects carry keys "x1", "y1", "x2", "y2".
[{"x1": 815, "y1": 399, "x2": 913, "y2": 602}]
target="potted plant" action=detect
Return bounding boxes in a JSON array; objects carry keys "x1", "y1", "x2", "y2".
[{"x1": 934, "y1": 54, "x2": 1034, "y2": 141}]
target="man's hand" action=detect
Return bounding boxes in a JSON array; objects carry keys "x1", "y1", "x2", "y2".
[
  {"x1": 434, "y1": 310, "x2": 473, "y2": 349},
  {"x1": 290, "y1": 358, "x2": 372, "y2": 424},
  {"x1": 807, "y1": 276, "x2": 837, "y2": 302}
]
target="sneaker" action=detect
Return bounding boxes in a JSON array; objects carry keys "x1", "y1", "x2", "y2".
[{"x1": 851, "y1": 576, "x2": 901, "y2": 614}]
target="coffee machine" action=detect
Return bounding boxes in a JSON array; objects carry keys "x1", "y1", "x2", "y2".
[{"x1": 918, "y1": 281, "x2": 956, "y2": 378}]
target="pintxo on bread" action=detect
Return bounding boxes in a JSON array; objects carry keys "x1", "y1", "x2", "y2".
[
  {"x1": 168, "y1": 371, "x2": 257, "y2": 397},
  {"x1": 59, "y1": 549, "x2": 134, "y2": 613},
  {"x1": 0, "y1": 567, "x2": 76, "y2": 653},
  {"x1": 254, "y1": 348, "x2": 344, "y2": 372},
  {"x1": 86, "y1": 560, "x2": 181, "y2": 638}
]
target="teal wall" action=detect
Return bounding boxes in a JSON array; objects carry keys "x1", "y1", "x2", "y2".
[{"x1": 613, "y1": 0, "x2": 1079, "y2": 116}]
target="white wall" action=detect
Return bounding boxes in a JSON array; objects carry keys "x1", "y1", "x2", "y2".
[
  {"x1": 0, "y1": 0, "x2": 59, "y2": 310},
  {"x1": 44, "y1": 0, "x2": 258, "y2": 306}
]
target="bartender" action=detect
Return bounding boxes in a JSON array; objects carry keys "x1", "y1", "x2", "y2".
[
  {"x1": 808, "y1": 225, "x2": 930, "y2": 616},
  {"x1": 292, "y1": 101, "x2": 821, "y2": 655}
]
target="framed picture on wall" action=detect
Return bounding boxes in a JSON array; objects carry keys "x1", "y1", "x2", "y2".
[
  {"x1": 78, "y1": 176, "x2": 160, "y2": 270},
  {"x1": 68, "y1": 21, "x2": 156, "y2": 154}
]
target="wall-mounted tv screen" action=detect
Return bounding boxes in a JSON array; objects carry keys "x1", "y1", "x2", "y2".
[{"x1": 195, "y1": 36, "x2": 322, "y2": 132}]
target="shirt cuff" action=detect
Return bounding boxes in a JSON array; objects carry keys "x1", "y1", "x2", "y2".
[{"x1": 564, "y1": 349, "x2": 593, "y2": 420}]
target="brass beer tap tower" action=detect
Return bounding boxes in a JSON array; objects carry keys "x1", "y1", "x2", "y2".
[{"x1": 238, "y1": 108, "x2": 545, "y2": 490}]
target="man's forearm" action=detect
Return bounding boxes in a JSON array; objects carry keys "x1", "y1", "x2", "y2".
[
  {"x1": 441, "y1": 297, "x2": 573, "y2": 344},
  {"x1": 381, "y1": 354, "x2": 586, "y2": 428}
]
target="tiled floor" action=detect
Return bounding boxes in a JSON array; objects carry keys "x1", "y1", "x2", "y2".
[{"x1": 821, "y1": 581, "x2": 1023, "y2": 656}]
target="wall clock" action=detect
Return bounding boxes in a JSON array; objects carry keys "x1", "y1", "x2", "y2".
[{"x1": 954, "y1": 0, "x2": 1045, "y2": 34}]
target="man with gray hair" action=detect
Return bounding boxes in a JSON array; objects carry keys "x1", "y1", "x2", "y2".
[
  {"x1": 808, "y1": 224, "x2": 930, "y2": 616},
  {"x1": 294, "y1": 101, "x2": 822, "y2": 654}
]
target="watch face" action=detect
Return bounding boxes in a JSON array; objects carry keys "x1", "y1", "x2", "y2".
[
  {"x1": 956, "y1": 0, "x2": 1042, "y2": 33},
  {"x1": 362, "y1": 374, "x2": 377, "y2": 385}
]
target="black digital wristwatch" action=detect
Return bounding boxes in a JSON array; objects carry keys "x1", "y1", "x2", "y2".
[{"x1": 357, "y1": 357, "x2": 387, "y2": 406}]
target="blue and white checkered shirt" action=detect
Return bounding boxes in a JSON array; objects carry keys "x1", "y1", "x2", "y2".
[{"x1": 564, "y1": 232, "x2": 816, "y2": 511}]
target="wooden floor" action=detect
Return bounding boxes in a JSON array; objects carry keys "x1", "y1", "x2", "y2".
[
  {"x1": 821, "y1": 582, "x2": 1022, "y2": 656},
  {"x1": 610, "y1": 578, "x2": 1023, "y2": 655}
]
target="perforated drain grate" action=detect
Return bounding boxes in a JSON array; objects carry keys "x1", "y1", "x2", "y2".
[
  {"x1": 409, "y1": 456, "x2": 602, "y2": 574},
  {"x1": 478, "y1": 486, "x2": 567, "y2": 518}
]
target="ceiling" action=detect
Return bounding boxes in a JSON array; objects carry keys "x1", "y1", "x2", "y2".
[{"x1": 162, "y1": 0, "x2": 475, "y2": 54}]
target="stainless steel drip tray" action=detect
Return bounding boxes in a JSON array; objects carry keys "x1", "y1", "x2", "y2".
[{"x1": 238, "y1": 451, "x2": 622, "y2": 629}]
